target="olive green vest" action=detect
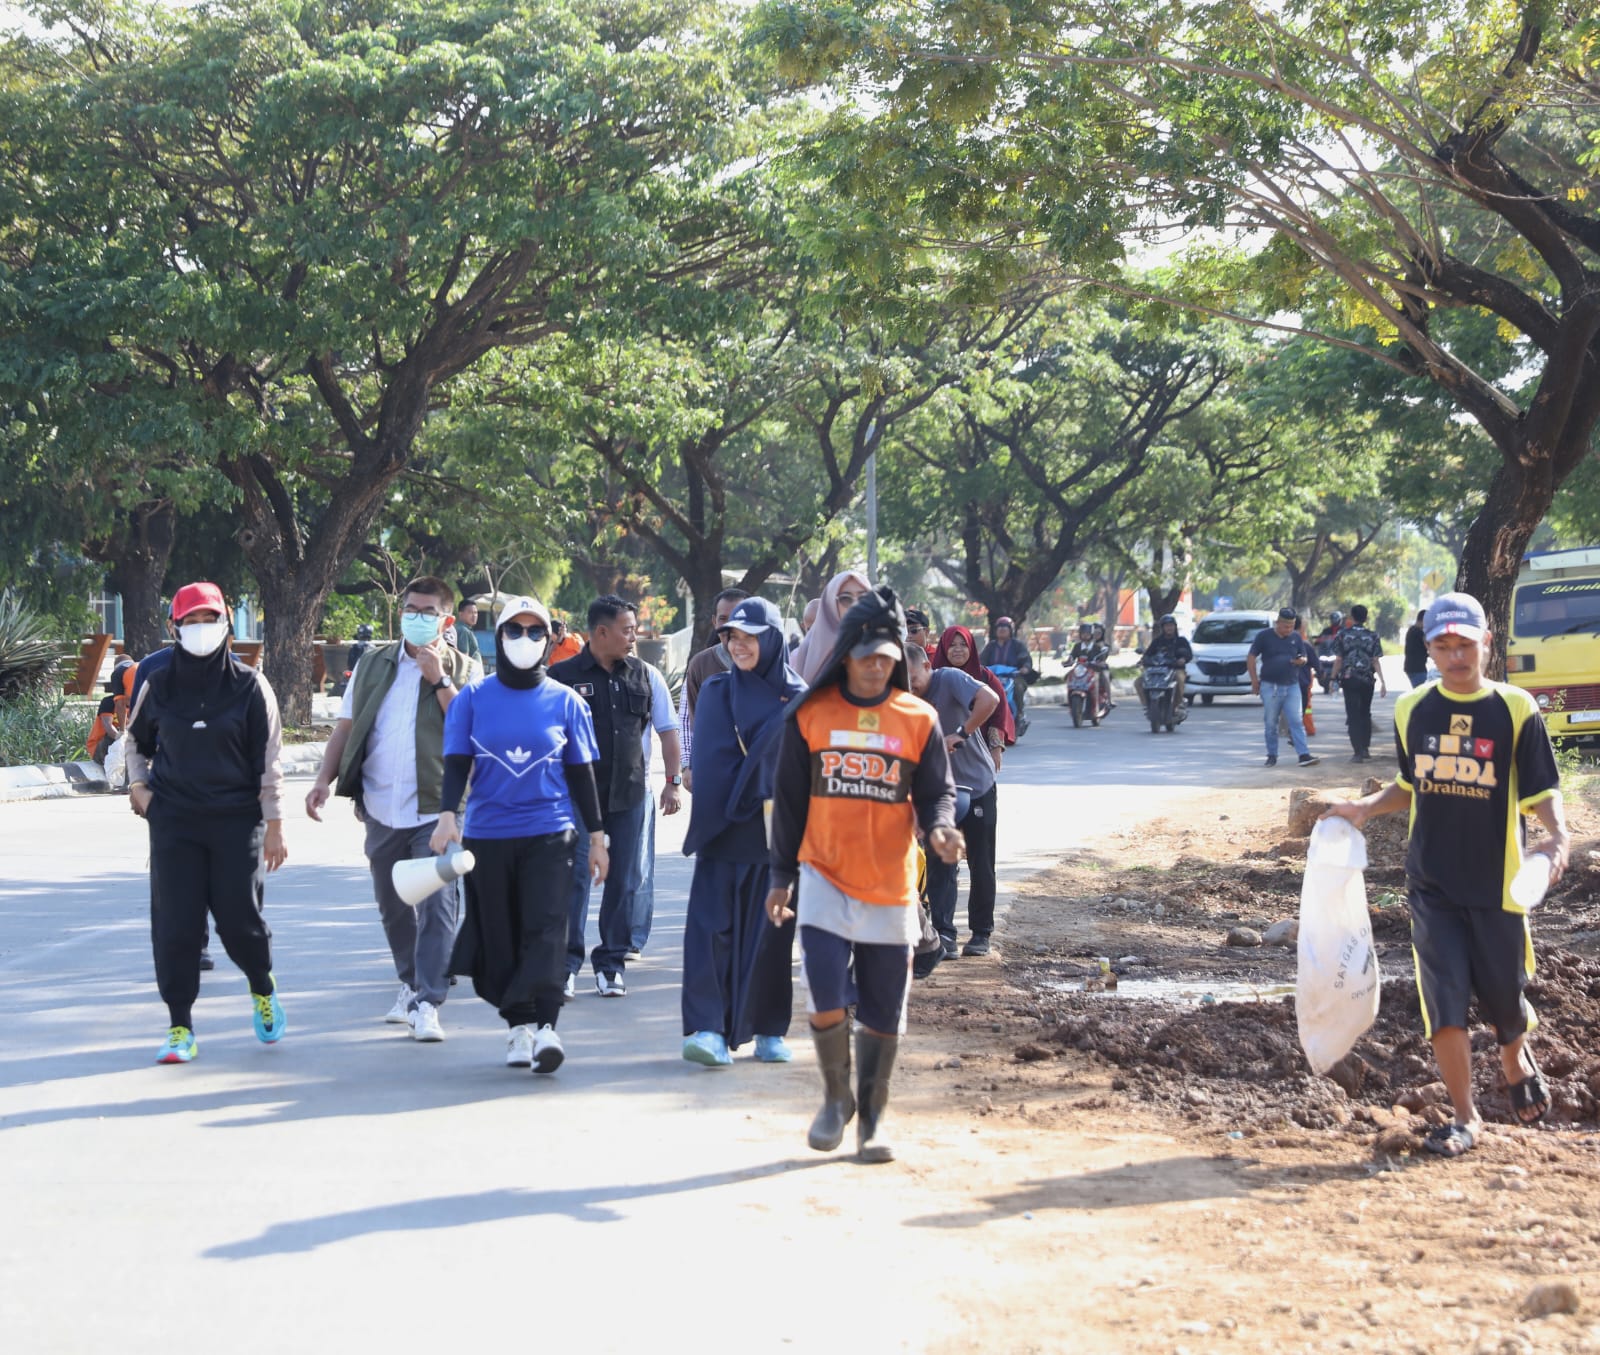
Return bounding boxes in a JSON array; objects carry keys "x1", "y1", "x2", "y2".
[{"x1": 335, "y1": 641, "x2": 476, "y2": 816}]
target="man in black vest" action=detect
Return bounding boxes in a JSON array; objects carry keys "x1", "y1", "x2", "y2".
[
  {"x1": 305, "y1": 575, "x2": 477, "y2": 1041},
  {"x1": 550, "y1": 594, "x2": 680, "y2": 997}
]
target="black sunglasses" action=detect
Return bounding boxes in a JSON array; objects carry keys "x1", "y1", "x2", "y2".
[{"x1": 501, "y1": 622, "x2": 548, "y2": 639}]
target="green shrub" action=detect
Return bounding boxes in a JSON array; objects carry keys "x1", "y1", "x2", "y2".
[
  {"x1": 0, "y1": 590, "x2": 62, "y2": 703},
  {"x1": 0, "y1": 689, "x2": 89, "y2": 766}
]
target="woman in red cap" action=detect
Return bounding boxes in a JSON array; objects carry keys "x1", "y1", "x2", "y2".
[{"x1": 125, "y1": 582, "x2": 288, "y2": 1064}]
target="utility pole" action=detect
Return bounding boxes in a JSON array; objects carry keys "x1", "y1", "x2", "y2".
[{"x1": 865, "y1": 418, "x2": 879, "y2": 581}]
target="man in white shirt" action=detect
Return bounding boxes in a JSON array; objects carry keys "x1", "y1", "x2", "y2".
[{"x1": 304, "y1": 576, "x2": 480, "y2": 1041}]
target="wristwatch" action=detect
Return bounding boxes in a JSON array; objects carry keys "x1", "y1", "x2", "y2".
[
  {"x1": 431, "y1": 676, "x2": 453, "y2": 693},
  {"x1": 666, "y1": 773, "x2": 683, "y2": 786}
]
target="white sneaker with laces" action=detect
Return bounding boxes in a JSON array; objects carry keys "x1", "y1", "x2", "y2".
[
  {"x1": 386, "y1": 984, "x2": 415, "y2": 1024},
  {"x1": 563, "y1": 972, "x2": 576, "y2": 1002},
  {"x1": 506, "y1": 1024, "x2": 535, "y2": 1067},
  {"x1": 595, "y1": 971, "x2": 627, "y2": 998},
  {"x1": 410, "y1": 1000, "x2": 445, "y2": 1042},
  {"x1": 531, "y1": 1025, "x2": 564, "y2": 1074}
]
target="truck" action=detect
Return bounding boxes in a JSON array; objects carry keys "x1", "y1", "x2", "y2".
[{"x1": 1507, "y1": 547, "x2": 1600, "y2": 737}]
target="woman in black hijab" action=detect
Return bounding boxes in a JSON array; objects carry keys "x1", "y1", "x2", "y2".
[{"x1": 681, "y1": 598, "x2": 806, "y2": 1066}]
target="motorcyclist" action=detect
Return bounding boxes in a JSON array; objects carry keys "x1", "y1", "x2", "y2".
[
  {"x1": 1135, "y1": 614, "x2": 1192, "y2": 713},
  {"x1": 337, "y1": 623, "x2": 374, "y2": 695},
  {"x1": 980, "y1": 615, "x2": 1038, "y2": 721},
  {"x1": 1067, "y1": 622, "x2": 1113, "y2": 710},
  {"x1": 1312, "y1": 610, "x2": 1344, "y2": 691}
]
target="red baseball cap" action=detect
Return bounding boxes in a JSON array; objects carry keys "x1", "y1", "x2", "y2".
[{"x1": 171, "y1": 581, "x2": 227, "y2": 622}]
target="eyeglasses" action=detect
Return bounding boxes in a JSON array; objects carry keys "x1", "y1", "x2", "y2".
[
  {"x1": 402, "y1": 608, "x2": 443, "y2": 620},
  {"x1": 501, "y1": 622, "x2": 548, "y2": 640}
]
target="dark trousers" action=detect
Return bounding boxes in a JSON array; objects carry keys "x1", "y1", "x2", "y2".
[
  {"x1": 363, "y1": 817, "x2": 460, "y2": 1007},
  {"x1": 1342, "y1": 678, "x2": 1376, "y2": 754},
  {"x1": 148, "y1": 808, "x2": 273, "y2": 1029},
  {"x1": 925, "y1": 784, "x2": 999, "y2": 943},
  {"x1": 568, "y1": 798, "x2": 647, "y2": 976},
  {"x1": 453, "y1": 832, "x2": 575, "y2": 1028},
  {"x1": 681, "y1": 857, "x2": 795, "y2": 1047}
]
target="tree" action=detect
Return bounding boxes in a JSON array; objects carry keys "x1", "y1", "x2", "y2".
[
  {"x1": 752, "y1": 0, "x2": 1600, "y2": 670},
  {"x1": 1, "y1": 0, "x2": 780, "y2": 719},
  {"x1": 881, "y1": 298, "x2": 1243, "y2": 627}
]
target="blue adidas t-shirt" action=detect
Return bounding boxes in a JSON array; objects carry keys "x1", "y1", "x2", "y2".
[{"x1": 443, "y1": 677, "x2": 600, "y2": 840}]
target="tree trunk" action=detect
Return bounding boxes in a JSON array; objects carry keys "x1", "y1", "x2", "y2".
[
  {"x1": 1456, "y1": 454, "x2": 1552, "y2": 681},
  {"x1": 686, "y1": 561, "x2": 730, "y2": 653},
  {"x1": 254, "y1": 564, "x2": 336, "y2": 730},
  {"x1": 104, "y1": 499, "x2": 176, "y2": 659},
  {"x1": 1146, "y1": 582, "x2": 1183, "y2": 621}
]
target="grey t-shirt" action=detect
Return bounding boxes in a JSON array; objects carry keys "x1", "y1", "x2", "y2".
[{"x1": 925, "y1": 669, "x2": 997, "y2": 795}]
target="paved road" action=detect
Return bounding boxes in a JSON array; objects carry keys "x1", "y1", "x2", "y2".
[{"x1": 0, "y1": 682, "x2": 1393, "y2": 1352}]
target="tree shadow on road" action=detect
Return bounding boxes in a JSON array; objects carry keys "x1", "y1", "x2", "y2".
[{"x1": 203, "y1": 1156, "x2": 842, "y2": 1257}]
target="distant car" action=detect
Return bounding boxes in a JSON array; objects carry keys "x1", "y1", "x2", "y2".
[{"x1": 1186, "y1": 610, "x2": 1275, "y2": 704}]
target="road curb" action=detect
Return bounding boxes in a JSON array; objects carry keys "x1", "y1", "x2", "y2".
[{"x1": 0, "y1": 742, "x2": 328, "y2": 805}]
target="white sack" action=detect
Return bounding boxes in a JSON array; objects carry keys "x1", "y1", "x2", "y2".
[{"x1": 1296, "y1": 816, "x2": 1380, "y2": 1074}]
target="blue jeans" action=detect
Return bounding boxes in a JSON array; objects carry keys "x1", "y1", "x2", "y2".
[
  {"x1": 626, "y1": 794, "x2": 657, "y2": 950},
  {"x1": 1261, "y1": 681, "x2": 1310, "y2": 758},
  {"x1": 568, "y1": 798, "x2": 648, "y2": 977}
]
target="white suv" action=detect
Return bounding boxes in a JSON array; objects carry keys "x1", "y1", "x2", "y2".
[{"x1": 1186, "y1": 610, "x2": 1275, "y2": 704}]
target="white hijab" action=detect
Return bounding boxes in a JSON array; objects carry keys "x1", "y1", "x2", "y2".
[{"x1": 791, "y1": 570, "x2": 871, "y2": 685}]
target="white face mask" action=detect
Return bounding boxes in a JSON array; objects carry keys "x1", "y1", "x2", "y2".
[
  {"x1": 178, "y1": 621, "x2": 229, "y2": 657},
  {"x1": 501, "y1": 635, "x2": 547, "y2": 670}
]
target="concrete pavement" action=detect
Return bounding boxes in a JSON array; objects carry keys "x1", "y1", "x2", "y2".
[{"x1": 0, "y1": 689, "x2": 1391, "y2": 1353}]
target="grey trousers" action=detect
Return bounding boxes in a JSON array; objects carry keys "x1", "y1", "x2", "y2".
[{"x1": 364, "y1": 817, "x2": 460, "y2": 1008}]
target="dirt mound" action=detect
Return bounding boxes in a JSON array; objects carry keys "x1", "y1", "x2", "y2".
[{"x1": 1035, "y1": 946, "x2": 1600, "y2": 1148}]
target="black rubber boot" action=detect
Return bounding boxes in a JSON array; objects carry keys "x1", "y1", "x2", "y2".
[
  {"x1": 807, "y1": 1021, "x2": 855, "y2": 1151},
  {"x1": 855, "y1": 1030, "x2": 900, "y2": 1163}
]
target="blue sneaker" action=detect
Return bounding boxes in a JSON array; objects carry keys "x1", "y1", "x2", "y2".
[
  {"x1": 753, "y1": 1035, "x2": 793, "y2": 1063},
  {"x1": 157, "y1": 1026, "x2": 197, "y2": 1064},
  {"x1": 682, "y1": 1031, "x2": 732, "y2": 1067},
  {"x1": 252, "y1": 979, "x2": 286, "y2": 1044}
]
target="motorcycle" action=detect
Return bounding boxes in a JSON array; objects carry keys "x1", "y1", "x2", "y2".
[
  {"x1": 1314, "y1": 635, "x2": 1340, "y2": 694},
  {"x1": 988, "y1": 663, "x2": 1031, "y2": 738},
  {"x1": 1142, "y1": 661, "x2": 1183, "y2": 734},
  {"x1": 1067, "y1": 656, "x2": 1110, "y2": 727}
]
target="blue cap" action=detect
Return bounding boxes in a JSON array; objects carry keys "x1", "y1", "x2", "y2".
[
  {"x1": 719, "y1": 597, "x2": 780, "y2": 636},
  {"x1": 1424, "y1": 592, "x2": 1486, "y2": 642}
]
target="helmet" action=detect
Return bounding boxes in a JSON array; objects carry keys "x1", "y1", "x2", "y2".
[
  {"x1": 1329, "y1": 611, "x2": 1344, "y2": 624},
  {"x1": 1078, "y1": 621, "x2": 1093, "y2": 634},
  {"x1": 995, "y1": 615, "x2": 1014, "y2": 630},
  {"x1": 1092, "y1": 623, "x2": 1106, "y2": 640},
  {"x1": 355, "y1": 623, "x2": 373, "y2": 641},
  {"x1": 1158, "y1": 613, "x2": 1177, "y2": 629}
]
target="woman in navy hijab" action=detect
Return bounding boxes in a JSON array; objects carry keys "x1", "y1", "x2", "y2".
[{"x1": 681, "y1": 597, "x2": 807, "y2": 1066}]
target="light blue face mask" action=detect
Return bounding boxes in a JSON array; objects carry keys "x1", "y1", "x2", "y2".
[{"x1": 401, "y1": 613, "x2": 443, "y2": 647}]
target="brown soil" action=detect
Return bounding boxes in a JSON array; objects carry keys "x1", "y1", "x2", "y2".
[{"x1": 908, "y1": 780, "x2": 1600, "y2": 1355}]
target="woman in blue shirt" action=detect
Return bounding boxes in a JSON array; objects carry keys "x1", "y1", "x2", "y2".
[
  {"x1": 432, "y1": 597, "x2": 608, "y2": 1074},
  {"x1": 680, "y1": 598, "x2": 807, "y2": 1067}
]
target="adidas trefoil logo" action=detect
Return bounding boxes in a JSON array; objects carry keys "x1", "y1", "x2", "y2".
[{"x1": 506, "y1": 747, "x2": 533, "y2": 765}]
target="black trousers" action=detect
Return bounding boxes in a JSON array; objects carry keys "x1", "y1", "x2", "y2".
[
  {"x1": 1342, "y1": 678, "x2": 1376, "y2": 754},
  {"x1": 926, "y1": 783, "x2": 999, "y2": 943},
  {"x1": 148, "y1": 808, "x2": 273, "y2": 1029},
  {"x1": 452, "y1": 832, "x2": 575, "y2": 1028}
]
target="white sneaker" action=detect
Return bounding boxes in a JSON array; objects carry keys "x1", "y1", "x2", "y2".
[
  {"x1": 409, "y1": 1000, "x2": 445, "y2": 1042},
  {"x1": 506, "y1": 1024, "x2": 535, "y2": 1067},
  {"x1": 595, "y1": 971, "x2": 627, "y2": 998},
  {"x1": 386, "y1": 984, "x2": 415, "y2": 1024},
  {"x1": 562, "y1": 972, "x2": 576, "y2": 1002},
  {"x1": 531, "y1": 1024, "x2": 564, "y2": 1074}
]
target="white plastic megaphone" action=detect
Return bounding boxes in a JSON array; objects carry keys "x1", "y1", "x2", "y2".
[{"x1": 392, "y1": 841, "x2": 476, "y2": 906}]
